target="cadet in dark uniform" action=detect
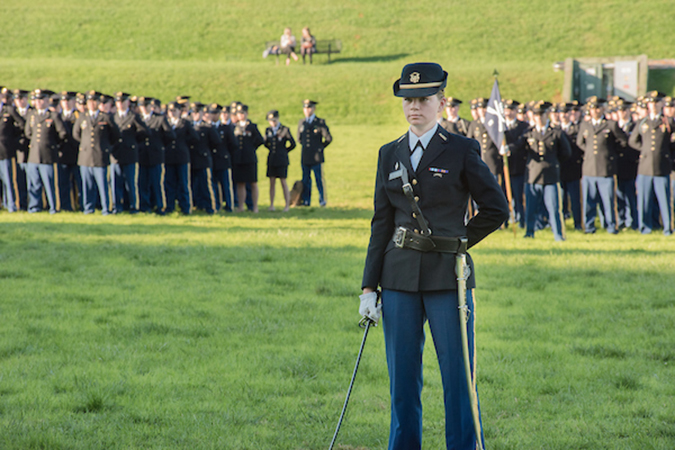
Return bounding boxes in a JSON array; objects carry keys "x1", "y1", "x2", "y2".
[
  {"x1": 207, "y1": 103, "x2": 234, "y2": 213},
  {"x1": 189, "y1": 102, "x2": 220, "y2": 214},
  {"x1": 112, "y1": 92, "x2": 147, "y2": 213},
  {"x1": 0, "y1": 87, "x2": 26, "y2": 212},
  {"x1": 628, "y1": 90, "x2": 674, "y2": 235},
  {"x1": 298, "y1": 99, "x2": 332, "y2": 206},
  {"x1": 73, "y1": 90, "x2": 121, "y2": 215},
  {"x1": 615, "y1": 99, "x2": 639, "y2": 230},
  {"x1": 577, "y1": 96, "x2": 628, "y2": 234},
  {"x1": 503, "y1": 99, "x2": 529, "y2": 228},
  {"x1": 264, "y1": 110, "x2": 296, "y2": 211},
  {"x1": 231, "y1": 104, "x2": 264, "y2": 213},
  {"x1": 24, "y1": 89, "x2": 68, "y2": 214},
  {"x1": 360, "y1": 62, "x2": 508, "y2": 450},
  {"x1": 467, "y1": 97, "x2": 502, "y2": 181},
  {"x1": 521, "y1": 101, "x2": 572, "y2": 241},
  {"x1": 558, "y1": 101, "x2": 584, "y2": 230},
  {"x1": 13, "y1": 89, "x2": 31, "y2": 210},
  {"x1": 138, "y1": 97, "x2": 174, "y2": 214},
  {"x1": 58, "y1": 91, "x2": 81, "y2": 211},
  {"x1": 165, "y1": 102, "x2": 197, "y2": 214},
  {"x1": 439, "y1": 97, "x2": 470, "y2": 136}
]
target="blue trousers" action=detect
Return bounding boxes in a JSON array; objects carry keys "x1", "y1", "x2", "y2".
[
  {"x1": 616, "y1": 177, "x2": 638, "y2": 230},
  {"x1": 301, "y1": 163, "x2": 326, "y2": 206},
  {"x1": 510, "y1": 174, "x2": 525, "y2": 228},
  {"x1": 191, "y1": 167, "x2": 216, "y2": 214},
  {"x1": 526, "y1": 183, "x2": 565, "y2": 240},
  {"x1": 561, "y1": 179, "x2": 583, "y2": 230},
  {"x1": 139, "y1": 164, "x2": 166, "y2": 214},
  {"x1": 111, "y1": 162, "x2": 139, "y2": 213},
  {"x1": 59, "y1": 164, "x2": 81, "y2": 211},
  {"x1": 80, "y1": 166, "x2": 110, "y2": 215},
  {"x1": 636, "y1": 174, "x2": 672, "y2": 235},
  {"x1": 583, "y1": 176, "x2": 617, "y2": 233},
  {"x1": 213, "y1": 168, "x2": 233, "y2": 212},
  {"x1": 26, "y1": 162, "x2": 60, "y2": 214},
  {"x1": 0, "y1": 158, "x2": 19, "y2": 212},
  {"x1": 382, "y1": 289, "x2": 484, "y2": 450},
  {"x1": 16, "y1": 162, "x2": 28, "y2": 210},
  {"x1": 165, "y1": 163, "x2": 192, "y2": 214}
]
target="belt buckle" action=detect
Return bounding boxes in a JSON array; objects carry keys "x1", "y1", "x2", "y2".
[{"x1": 393, "y1": 227, "x2": 408, "y2": 248}]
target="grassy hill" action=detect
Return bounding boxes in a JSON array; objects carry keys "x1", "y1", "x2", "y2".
[{"x1": 1, "y1": 0, "x2": 673, "y2": 125}]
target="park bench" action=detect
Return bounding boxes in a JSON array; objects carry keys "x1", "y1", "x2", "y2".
[{"x1": 263, "y1": 39, "x2": 342, "y2": 63}]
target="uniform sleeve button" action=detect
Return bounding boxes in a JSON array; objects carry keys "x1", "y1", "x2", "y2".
[{"x1": 412, "y1": 179, "x2": 417, "y2": 185}]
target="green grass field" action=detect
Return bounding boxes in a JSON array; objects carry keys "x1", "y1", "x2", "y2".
[{"x1": 2, "y1": 1, "x2": 675, "y2": 449}]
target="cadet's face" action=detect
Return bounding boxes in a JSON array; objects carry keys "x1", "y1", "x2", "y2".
[
  {"x1": 647, "y1": 101, "x2": 661, "y2": 115},
  {"x1": 303, "y1": 105, "x2": 315, "y2": 118},
  {"x1": 237, "y1": 111, "x2": 247, "y2": 122},
  {"x1": 504, "y1": 108, "x2": 516, "y2": 121},
  {"x1": 169, "y1": 109, "x2": 180, "y2": 119},
  {"x1": 533, "y1": 113, "x2": 546, "y2": 127},
  {"x1": 15, "y1": 97, "x2": 28, "y2": 108},
  {"x1": 403, "y1": 95, "x2": 444, "y2": 131},
  {"x1": 589, "y1": 107, "x2": 603, "y2": 120},
  {"x1": 86, "y1": 99, "x2": 98, "y2": 112},
  {"x1": 268, "y1": 118, "x2": 278, "y2": 128},
  {"x1": 35, "y1": 98, "x2": 48, "y2": 110}
]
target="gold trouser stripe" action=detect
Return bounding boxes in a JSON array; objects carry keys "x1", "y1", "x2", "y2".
[
  {"x1": 187, "y1": 163, "x2": 193, "y2": 214},
  {"x1": 53, "y1": 163, "x2": 61, "y2": 212},
  {"x1": 106, "y1": 166, "x2": 111, "y2": 213},
  {"x1": 206, "y1": 167, "x2": 216, "y2": 212},
  {"x1": 227, "y1": 168, "x2": 234, "y2": 208},
  {"x1": 134, "y1": 163, "x2": 140, "y2": 211},
  {"x1": 159, "y1": 164, "x2": 167, "y2": 212},
  {"x1": 11, "y1": 158, "x2": 20, "y2": 209}
]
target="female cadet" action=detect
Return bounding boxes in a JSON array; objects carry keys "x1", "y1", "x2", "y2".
[
  {"x1": 263, "y1": 110, "x2": 296, "y2": 211},
  {"x1": 230, "y1": 104, "x2": 264, "y2": 213},
  {"x1": 360, "y1": 62, "x2": 508, "y2": 450}
]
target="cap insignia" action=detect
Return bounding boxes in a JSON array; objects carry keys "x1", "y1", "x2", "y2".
[{"x1": 410, "y1": 72, "x2": 421, "y2": 84}]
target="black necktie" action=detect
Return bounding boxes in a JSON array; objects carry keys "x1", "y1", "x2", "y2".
[{"x1": 411, "y1": 140, "x2": 423, "y2": 154}]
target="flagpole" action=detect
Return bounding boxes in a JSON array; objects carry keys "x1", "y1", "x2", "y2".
[{"x1": 491, "y1": 70, "x2": 516, "y2": 237}]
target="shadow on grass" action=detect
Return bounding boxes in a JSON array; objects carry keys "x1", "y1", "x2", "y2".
[{"x1": 331, "y1": 53, "x2": 410, "y2": 64}]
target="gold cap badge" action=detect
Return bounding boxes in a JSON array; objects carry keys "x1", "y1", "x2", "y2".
[{"x1": 409, "y1": 72, "x2": 421, "y2": 83}]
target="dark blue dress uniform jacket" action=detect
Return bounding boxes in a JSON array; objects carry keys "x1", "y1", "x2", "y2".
[
  {"x1": 25, "y1": 110, "x2": 68, "y2": 164},
  {"x1": 468, "y1": 119, "x2": 502, "y2": 176},
  {"x1": 362, "y1": 126, "x2": 509, "y2": 293},
  {"x1": 0, "y1": 104, "x2": 26, "y2": 160},
  {"x1": 189, "y1": 122, "x2": 221, "y2": 170},
  {"x1": 617, "y1": 120, "x2": 639, "y2": 181},
  {"x1": 298, "y1": 117, "x2": 331, "y2": 165},
  {"x1": 58, "y1": 111, "x2": 80, "y2": 166},
  {"x1": 504, "y1": 120, "x2": 530, "y2": 177},
  {"x1": 73, "y1": 112, "x2": 120, "y2": 167},
  {"x1": 264, "y1": 124, "x2": 296, "y2": 167},
  {"x1": 139, "y1": 114, "x2": 174, "y2": 166},
  {"x1": 165, "y1": 119, "x2": 196, "y2": 166},
  {"x1": 231, "y1": 121, "x2": 264, "y2": 165},
  {"x1": 560, "y1": 122, "x2": 584, "y2": 182},
  {"x1": 628, "y1": 116, "x2": 675, "y2": 177},
  {"x1": 212, "y1": 123, "x2": 233, "y2": 171},
  {"x1": 577, "y1": 118, "x2": 628, "y2": 177},
  {"x1": 522, "y1": 126, "x2": 571, "y2": 185},
  {"x1": 112, "y1": 112, "x2": 147, "y2": 165}
]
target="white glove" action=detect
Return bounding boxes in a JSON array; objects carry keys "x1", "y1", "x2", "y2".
[
  {"x1": 499, "y1": 144, "x2": 510, "y2": 156},
  {"x1": 359, "y1": 291, "x2": 382, "y2": 325}
]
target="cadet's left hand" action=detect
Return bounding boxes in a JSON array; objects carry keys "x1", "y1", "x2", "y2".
[
  {"x1": 499, "y1": 144, "x2": 511, "y2": 156},
  {"x1": 359, "y1": 290, "x2": 381, "y2": 325}
]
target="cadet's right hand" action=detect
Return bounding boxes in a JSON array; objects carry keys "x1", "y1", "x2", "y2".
[{"x1": 359, "y1": 290, "x2": 381, "y2": 325}]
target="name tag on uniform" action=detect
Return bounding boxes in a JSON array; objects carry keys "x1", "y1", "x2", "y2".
[{"x1": 389, "y1": 169, "x2": 403, "y2": 180}]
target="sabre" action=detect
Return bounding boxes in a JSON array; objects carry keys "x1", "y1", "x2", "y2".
[
  {"x1": 328, "y1": 310, "x2": 377, "y2": 450},
  {"x1": 456, "y1": 237, "x2": 484, "y2": 450}
]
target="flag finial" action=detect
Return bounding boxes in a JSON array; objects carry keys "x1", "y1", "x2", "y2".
[{"x1": 493, "y1": 69, "x2": 499, "y2": 78}]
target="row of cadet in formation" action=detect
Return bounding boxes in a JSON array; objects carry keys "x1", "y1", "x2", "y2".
[
  {"x1": 440, "y1": 91, "x2": 675, "y2": 240},
  {"x1": 0, "y1": 88, "x2": 332, "y2": 215}
]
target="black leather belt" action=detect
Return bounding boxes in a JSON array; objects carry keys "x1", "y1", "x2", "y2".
[{"x1": 392, "y1": 227, "x2": 463, "y2": 253}]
